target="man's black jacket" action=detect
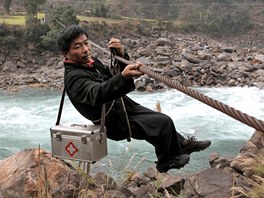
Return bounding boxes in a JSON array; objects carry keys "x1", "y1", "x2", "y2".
[{"x1": 64, "y1": 58, "x2": 139, "y2": 140}]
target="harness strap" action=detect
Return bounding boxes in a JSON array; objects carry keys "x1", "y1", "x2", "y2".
[
  {"x1": 55, "y1": 88, "x2": 65, "y2": 126},
  {"x1": 55, "y1": 88, "x2": 106, "y2": 134},
  {"x1": 110, "y1": 49, "x2": 132, "y2": 141}
]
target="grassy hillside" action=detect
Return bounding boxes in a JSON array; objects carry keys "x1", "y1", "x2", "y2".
[
  {"x1": 0, "y1": 13, "x2": 157, "y2": 27},
  {"x1": 0, "y1": 13, "x2": 45, "y2": 25},
  {"x1": 1, "y1": 1, "x2": 264, "y2": 48}
]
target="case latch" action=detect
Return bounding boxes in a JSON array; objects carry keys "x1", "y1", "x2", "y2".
[
  {"x1": 81, "y1": 135, "x2": 87, "y2": 144},
  {"x1": 56, "y1": 132, "x2": 62, "y2": 141}
]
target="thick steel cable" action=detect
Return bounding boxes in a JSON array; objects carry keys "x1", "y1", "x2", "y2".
[{"x1": 90, "y1": 41, "x2": 264, "y2": 132}]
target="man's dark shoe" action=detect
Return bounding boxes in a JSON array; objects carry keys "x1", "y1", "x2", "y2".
[
  {"x1": 156, "y1": 154, "x2": 190, "y2": 173},
  {"x1": 182, "y1": 136, "x2": 211, "y2": 155}
]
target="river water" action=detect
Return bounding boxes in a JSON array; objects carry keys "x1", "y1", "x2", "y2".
[{"x1": 0, "y1": 87, "x2": 263, "y2": 177}]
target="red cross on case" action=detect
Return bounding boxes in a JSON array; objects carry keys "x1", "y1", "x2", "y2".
[{"x1": 65, "y1": 142, "x2": 79, "y2": 156}]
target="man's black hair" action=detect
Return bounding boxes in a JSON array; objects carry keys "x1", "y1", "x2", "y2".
[{"x1": 57, "y1": 25, "x2": 88, "y2": 55}]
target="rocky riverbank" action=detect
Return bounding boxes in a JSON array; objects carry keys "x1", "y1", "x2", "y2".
[
  {"x1": 0, "y1": 130, "x2": 263, "y2": 197},
  {"x1": 1, "y1": 31, "x2": 264, "y2": 92}
]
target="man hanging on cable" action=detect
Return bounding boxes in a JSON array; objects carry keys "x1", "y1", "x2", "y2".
[{"x1": 56, "y1": 25, "x2": 211, "y2": 173}]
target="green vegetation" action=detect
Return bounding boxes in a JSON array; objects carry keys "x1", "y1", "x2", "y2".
[
  {"x1": 40, "y1": 5, "x2": 79, "y2": 50},
  {"x1": 0, "y1": 12, "x2": 44, "y2": 24},
  {"x1": 78, "y1": 16, "x2": 122, "y2": 24},
  {"x1": 231, "y1": 152, "x2": 264, "y2": 198},
  {"x1": 2, "y1": 0, "x2": 12, "y2": 14},
  {"x1": 1, "y1": 15, "x2": 26, "y2": 25},
  {"x1": 0, "y1": 14, "x2": 157, "y2": 26},
  {"x1": 93, "y1": 3, "x2": 111, "y2": 18},
  {"x1": 1, "y1": 1, "x2": 264, "y2": 51},
  {"x1": 246, "y1": 152, "x2": 264, "y2": 198},
  {"x1": 247, "y1": 177, "x2": 264, "y2": 198},
  {"x1": 22, "y1": 0, "x2": 47, "y2": 45}
]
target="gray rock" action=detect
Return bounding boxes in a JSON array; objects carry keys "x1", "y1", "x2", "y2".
[
  {"x1": 181, "y1": 52, "x2": 202, "y2": 64},
  {"x1": 156, "y1": 37, "x2": 172, "y2": 46},
  {"x1": 197, "y1": 50, "x2": 212, "y2": 60},
  {"x1": 92, "y1": 172, "x2": 117, "y2": 190},
  {"x1": 2, "y1": 61, "x2": 17, "y2": 72},
  {"x1": 251, "y1": 69, "x2": 264, "y2": 78},
  {"x1": 16, "y1": 61, "x2": 26, "y2": 68},
  {"x1": 217, "y1": 52, "x2": 231, "y2": 61},
  {"x1": 184, "y1": 168, "x2": 250, "y2": 198},
  {"x1": 134, "y1": 183, "x2": 156, "y2": 198},
  {"x1": 231, "y1": 130, "x2": 264, "y2": 177},
  {"x1": 254, "y1": 54, "x2": 264, "y2": 63}
]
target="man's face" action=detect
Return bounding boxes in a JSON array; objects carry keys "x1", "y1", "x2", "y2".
[{"x1": 65, "y1": 34, "x2": 92, "y2": 64}]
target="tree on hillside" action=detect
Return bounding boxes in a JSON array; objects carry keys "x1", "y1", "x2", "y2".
[
  {"x1": 49, "y1": 5, "x2": 79, "y2": 29},
  {"x1": 22, "y1": 0, "x2": 46, "y2": 25},
  {"x1": 41, "y1": 6, "x2": 79, "y2": 51},
  {"x1": 3, "y1": 0, "x2": 12, "y2": 14},
  {"x1": 22, "y1": 0, "x2": 48, "y2": 47},
  {"x1": 134, "y1": 0, "x2": 178, "y2": 19},
  {"x1": 93, "y1": 3, "x2": 111, "y2": 18}
]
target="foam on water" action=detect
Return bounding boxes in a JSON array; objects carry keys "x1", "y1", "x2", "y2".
[
  {"x1": 128, "y1": 87, "x2": 263, "y2": 140},
  {"x1": 0, "y1": 87, "x2": 263, "y2": 175}
]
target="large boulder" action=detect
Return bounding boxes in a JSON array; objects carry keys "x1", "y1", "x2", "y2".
[
  {"x1": 184, "y1": 168, "x2": 251, "y2": 198},
  {"x1": 231, "y1": 130, "x2": 264, "y2": 177},
  {"x1": 0, "y1": 148, "x2": 88, "y2": 198}
]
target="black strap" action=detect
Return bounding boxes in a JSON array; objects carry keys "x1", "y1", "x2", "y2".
[
  {"x1": 55, "y1": 88, "x2": 66, "y2": 125},
  {"x1": 55, "y1": 88, "x2": 106, "y2": 133},
  {"x1": 100, "y1": 103, "x2": 106, "y2": 133}
]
